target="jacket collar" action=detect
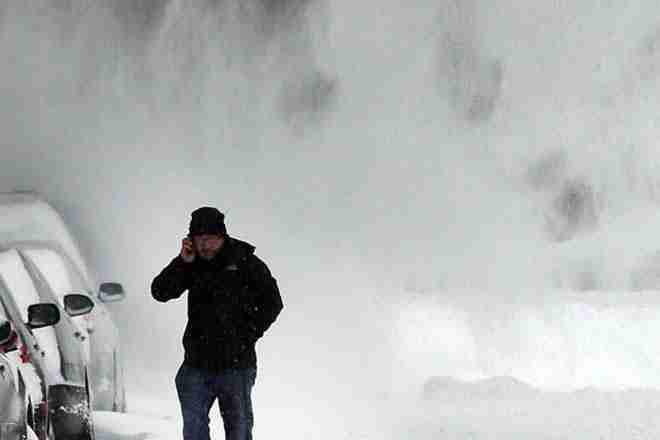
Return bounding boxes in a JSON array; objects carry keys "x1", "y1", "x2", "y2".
[
  {"x1": 224, "y1": 236, "x2": 256, "y2": 260},
  {"x1": 194, "y1": 235, "x2": 256, "y2": 268}
]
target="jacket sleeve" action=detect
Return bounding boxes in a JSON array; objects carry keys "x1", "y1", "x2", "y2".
[
  {"x1": 243, "y1": 254, "x2": 283, "y2": 341},
  {"x1": 151, "y1": 255, "x2": 192, "y2": 302}
]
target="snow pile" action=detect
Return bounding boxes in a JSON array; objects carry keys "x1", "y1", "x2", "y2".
[
  {"x1": 389, "y1": 382, "x2": 660, "y2": 439},
  {"x1": 393, "y1": 289, "x2": 660, "y2": 391}
]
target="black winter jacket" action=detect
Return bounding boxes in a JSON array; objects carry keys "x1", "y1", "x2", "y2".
[{"x1": 151, "y1": 236, "x2": 283, "y2": 371}]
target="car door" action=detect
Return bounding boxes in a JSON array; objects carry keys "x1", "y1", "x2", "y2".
[
  {"x1": 18, "y1": 245, "x2": 119, "y2": 348},
  {"x1": 0, "y1": 249, "x2": 65, "y2": 385},
  {"x1": 16, "y1": 248, "x2": 92, "y2": 363}
]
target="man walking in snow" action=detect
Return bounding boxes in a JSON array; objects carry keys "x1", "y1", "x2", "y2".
[{"x1": 151, "y1": 206, "x2": 283, "y2": 440}]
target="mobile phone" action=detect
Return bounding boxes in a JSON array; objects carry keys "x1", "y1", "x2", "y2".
[{"x1": 185, "y1": 234, "x2": 195, "y2": 254}]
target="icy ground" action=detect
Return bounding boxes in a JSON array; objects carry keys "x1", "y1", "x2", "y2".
[{"x1": 95, "y1": 385, "x2": 660, "y2": 440}]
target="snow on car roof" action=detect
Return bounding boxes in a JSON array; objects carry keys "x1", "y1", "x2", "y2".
[
  {"x1": 21, "y1": 248, "x2": 79, "y2": 303},
  {"x1": 0, "y1": 192, "x2": 92, "y2": 286},
  {"x1": 0, "y1": 249, "x2": 43, "y2": 322}
]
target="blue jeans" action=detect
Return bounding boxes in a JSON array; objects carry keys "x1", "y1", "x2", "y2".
[{"x1": 175, "y1": 363, "x2": 257, "y2": 440}]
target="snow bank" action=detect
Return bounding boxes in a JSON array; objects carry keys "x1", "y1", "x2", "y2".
[
  {"x1": 393, "y1": 289, "x2": 660, "y2": 391},
  {"x1": 389, "y1": 382, "x2": 660, "y2": 439}
]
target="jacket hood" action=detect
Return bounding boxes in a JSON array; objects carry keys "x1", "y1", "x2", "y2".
[{"x1": 226, "y1": 236, "x2": 256, "y2": 259}]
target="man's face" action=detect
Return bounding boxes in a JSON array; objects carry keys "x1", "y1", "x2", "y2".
[{"x1": 192, "y1": 234, "x2": 225, "y2": 260}]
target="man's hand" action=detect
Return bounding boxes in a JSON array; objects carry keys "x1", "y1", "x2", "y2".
[
  {"x1": 181, "y1": 237, "x2": 195, "y2": 263},
  {"x1": 151, "y1": 241, "x2": 193, "y2": 302}
]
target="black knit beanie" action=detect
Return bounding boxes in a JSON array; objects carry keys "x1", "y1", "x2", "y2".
[{"x1": 188, "y1": 206, "x2": 227, "y2": 237}]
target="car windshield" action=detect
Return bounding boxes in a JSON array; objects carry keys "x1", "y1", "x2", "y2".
[{"x1": 19, "y1": 247, "x2": 89, "y2": 304}]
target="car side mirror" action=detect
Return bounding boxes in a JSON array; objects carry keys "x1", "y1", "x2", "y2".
[
  {"x1": 98, "y1": 282, "x2": 125, "y2": 303},
  {"x1": 0, "y1": 322, "x2": 18, "y2": 353},
  {"x1": 0, "y1": 320, "x2": 9, "y2": 344},
  {"x1": 27, "y1": 303, "x2": 61, "y2": 329},
  {"x1": 63, "y1": 294, "x2": 94, "y2": 317}
]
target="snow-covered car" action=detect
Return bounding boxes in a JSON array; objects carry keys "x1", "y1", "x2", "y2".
[
  {"x1": 0, "y1": 298, "x2": 61, "y2": 440},
  {"x1": 9, "y1": 242, "x2": 126, "y2": 412},
  {"x1": 0, "y1": 249, "x2": 95, "y2": 440},
  {"x1": 0, "y1": 192, "x2": 127, "y2": 412}
]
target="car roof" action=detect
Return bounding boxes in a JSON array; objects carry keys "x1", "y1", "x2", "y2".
[
  {"x1": 1, "y1": 242, "x2": 91, "y2": 293},
  {"x1": 0, "y1": 192, "x2": 93, "y2": 287}
]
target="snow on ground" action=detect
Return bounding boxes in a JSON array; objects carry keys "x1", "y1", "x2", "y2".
[
  {"x1": 393, "y1": 289, "x2": 660, "y2": 391},
  {"x1": 93, "y1": 289, "x2": 660, "y2": 440},
  {"x1": 94, "y1": 411, "x2": 177, "y2": 440},
  {"x1": 387, "y1": 384, "x2": 660, "y2": 439},
  {"x1": 93, "y1": 384, "x2": 660, "y2": 440}
]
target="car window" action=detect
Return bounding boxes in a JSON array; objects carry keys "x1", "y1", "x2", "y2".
[{"x1": 20, "y1": 248, "x2": 88, "y2": 305}]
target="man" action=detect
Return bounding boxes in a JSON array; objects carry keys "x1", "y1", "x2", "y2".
[{"x1": 151, "y1": 206, "x2": 283, "y2": 440}]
